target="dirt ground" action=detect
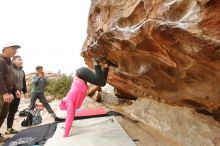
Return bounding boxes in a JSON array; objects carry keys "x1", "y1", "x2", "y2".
[{"x1": 1, "y1": 96, "x2": 179, "y2": 146}]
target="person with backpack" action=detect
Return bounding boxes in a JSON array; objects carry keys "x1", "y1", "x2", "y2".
[
  {"x1": 5, "y1": 55, "x2": 27, "y2": 134},
  {"x1": 0, "y1": 44, "x2": 21, "y2": 142},
  {"x1": 59, "y1": 57, "x2": 117, "y2": 137},
  {"x1": 29, "y1": 66, "x2": 55, "y2": 117}
]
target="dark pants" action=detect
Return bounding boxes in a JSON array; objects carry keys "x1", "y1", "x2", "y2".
[
  {"x1": 30, "y1": 92, "x2": 54, "y2": 114},
  {"x1": 0, "y1": 94, "x2": 9, "y2": 129},
  {"x1": 76, "y1": 65, "x2": 109, "y2": 86},
  {"x1": 7, "y1": 93, "x2": 20, "y2": 129}
]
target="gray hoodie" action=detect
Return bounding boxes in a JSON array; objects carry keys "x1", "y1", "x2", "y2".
[{"x1": 12, "y1": 64, "x2": 27, "y2": 93}]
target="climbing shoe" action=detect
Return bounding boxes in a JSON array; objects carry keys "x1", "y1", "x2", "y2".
[
  {"x1": 104, "y1": 59, "x2": 118, "y2": 67},
  {"x1": 5, "y1": 128, "x2": 19, "y2": 134},
  {"x1": 92, "y1": 57, "x2": 106, "y2": 64},
  {"x1": 0, "y1": 134, "x2": 9, "y2": 143}
]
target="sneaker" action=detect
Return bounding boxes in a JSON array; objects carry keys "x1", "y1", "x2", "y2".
[
  {"x1": 5, "y1": 128, "x2": 19, "y2": 134},
  {"x1": 50, "y1": 113, "x2": 56, "y2": 118},
  {"x1": 0, "y1": 134, "x2": 9, "y2": 143},
  {"x1": 105, "y1": 59, "x2": 118, "y2": 67},
  {"x1": 92, "y1": 57, "x2": 106, "y2": 64}
]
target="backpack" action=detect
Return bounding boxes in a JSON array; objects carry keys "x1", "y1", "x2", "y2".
[
  {"x1": 21, "y1": 110, "x2": 42, "y2": 127},
  {"x1": 21, "y1": 112, "x2": 33, "y2": 127},
  {"x1": 31, "y1": 110, "x2": 42, "y2": 125},
  {"x1": 19, "y1": 109, "x2": 29, "y2": 117}
]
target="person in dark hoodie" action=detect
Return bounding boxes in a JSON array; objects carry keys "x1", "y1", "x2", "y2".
[
  {"x1": 5, "y1": 55, "x2": 27, "y2": 134},
  {"x1": 0, "y1": 44, "x2": 21, "y2": 142}
]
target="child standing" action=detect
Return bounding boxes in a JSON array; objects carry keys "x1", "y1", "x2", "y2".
[{"x1": 59, "y1": 57, "x2": 115, "y2": 137}]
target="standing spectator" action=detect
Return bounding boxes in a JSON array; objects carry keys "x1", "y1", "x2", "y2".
[
  {"x1": 29, "y1": 66, "x2": 55, "y2": 117},
  {"x1": 0, "y1": 44, "x2": 21, "y2": 142},
  {"x1": 5, "y1": 55, "x2": 27, "y2": 134}
]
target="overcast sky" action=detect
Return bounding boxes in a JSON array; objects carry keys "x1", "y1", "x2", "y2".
[{"x1": 0, "y1": 0, "x2": 91, "y2": 74}]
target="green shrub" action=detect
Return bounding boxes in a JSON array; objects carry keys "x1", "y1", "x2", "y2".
[
  {"x1": 45, "y1": 74, "x2": 72, "y2": 99},
  {"x1": 28, "y1": 74, "x2": 73, "y2": 100}
]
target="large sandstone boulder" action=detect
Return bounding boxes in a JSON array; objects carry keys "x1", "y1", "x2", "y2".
[{"x1": 82, "y1": 0, "x2": 220, "y2": 118}]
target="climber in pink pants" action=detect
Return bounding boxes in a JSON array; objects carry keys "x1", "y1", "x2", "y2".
[{"x1": 59, "y1": 57, "x2": 117, "y2": 137}]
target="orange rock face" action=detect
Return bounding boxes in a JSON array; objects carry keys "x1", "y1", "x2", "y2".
[{"x1": 82, "y1": 0, "x2": 220, "y2": 117}]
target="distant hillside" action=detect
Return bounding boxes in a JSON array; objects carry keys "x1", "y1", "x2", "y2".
[{"x1": 26, "y1": 71, "x2": 62, "y2": 87}]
